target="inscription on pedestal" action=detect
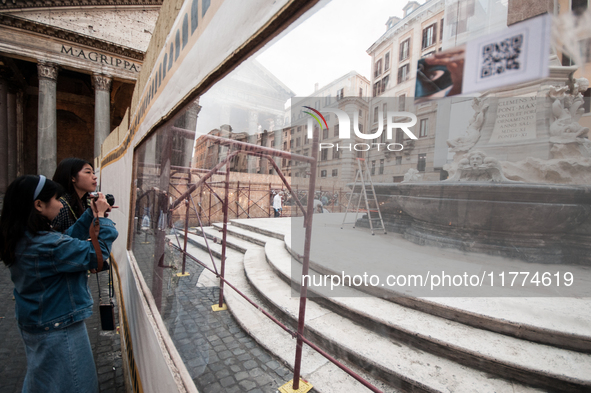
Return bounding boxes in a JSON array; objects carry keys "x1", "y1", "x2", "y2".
[{"x1": 488, "y1": 96, "x2": 537, "y2": 143}]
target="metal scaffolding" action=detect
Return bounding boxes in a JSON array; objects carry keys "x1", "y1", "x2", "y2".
[{"x1": 144, "y1": 129, "x2": 382, "y2": 392}]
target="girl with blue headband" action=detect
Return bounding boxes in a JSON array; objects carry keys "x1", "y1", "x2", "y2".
[{"x1": 0, "y1": 175, "x2": 118, "y2": 393}]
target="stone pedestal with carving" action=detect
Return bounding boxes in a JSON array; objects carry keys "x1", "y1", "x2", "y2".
[
  {"x1": 464, "y1": 68, "x2": 577, "y2": 163},
  {"x1": 444, "y1": 67, "x2": 591, "y2": 184}
]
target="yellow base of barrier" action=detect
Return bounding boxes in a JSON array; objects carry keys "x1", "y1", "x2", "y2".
[
  {"x1": 278, "y1": 379, "x2": 313, "y2": 393},
  {"x1": 211, "y1": 303, "x2": 227, "y2": 311},
  {"x1": 175, "y1": 272, "x2": 190, "y2": 277}
]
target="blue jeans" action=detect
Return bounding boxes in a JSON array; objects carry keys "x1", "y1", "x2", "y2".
[{"x1": 19, "y1": 321, "x2": 98, "y2": 393}]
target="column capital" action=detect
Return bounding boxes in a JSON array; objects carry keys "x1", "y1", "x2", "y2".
[
  {"x1": 92, "y1": 74, "x2": 112, "y2": 92},
  {"x1": 37, "y1": 62, "x2": 58, "y2": 81}
]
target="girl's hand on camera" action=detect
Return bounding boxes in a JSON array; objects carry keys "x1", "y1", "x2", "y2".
[{"x1": 91, "y1": 193, "x2": 110, "y2": 218}]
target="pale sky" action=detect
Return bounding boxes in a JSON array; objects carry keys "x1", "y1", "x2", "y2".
[{"x1": 256, "y1": 0, "x2": 411, "y2": 96}]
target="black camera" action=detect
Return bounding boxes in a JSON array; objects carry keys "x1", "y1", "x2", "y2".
[{"x1": 89, "y1": 192, "x2": 115, "y2": 206}]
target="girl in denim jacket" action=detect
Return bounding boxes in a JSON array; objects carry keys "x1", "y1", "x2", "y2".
[
  {"x1": 52, "y1": 157, "x2": 98, "y2": 233},
  {"x1": 0, "y1": 175, "x2": 118, "y2": 393}
]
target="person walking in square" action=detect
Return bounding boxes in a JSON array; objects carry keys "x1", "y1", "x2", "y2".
[{"x1": 273, "y1": 191, "x2": 283, "y2": 217}]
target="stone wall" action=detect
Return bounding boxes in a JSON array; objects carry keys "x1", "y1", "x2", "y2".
[
  {"x1": 170, "y1": 172, "x2": 288, "y2": 226},
  {"x1": 167, "y1": 171, "x2": 353, "y2": 225}
]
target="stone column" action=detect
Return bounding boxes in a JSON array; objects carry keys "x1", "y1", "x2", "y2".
[
  {"x1": 273, "y1": 128, "x2": 282, "y2": 175},
  {"x1": 247, "y1": 133, "x2": 259, "y2": 173},
  {"x1": 7, "y1": 90, "x2": 17, "y2": 183},
  {"x1": 173, "y1": 98, "x2": 201, "y2": 167},
  {"x1": 260, "y1": 131, "x2": 268, "y2": 175},
  {"x1": 37, "y1": 62, "x2": 58, "y2": 177},
  {"x1": 92, "y1": 74, "x2": 112, "y2": 159},
  {"x1": 247, "y1": 110, "x2": 259, "y2": 173},
  {"x1": 0, "y1": 77, "x2": 7, "y2": 193},
  {"x1": 16, "y1": 91, "x2": 24, "y2": 177}
]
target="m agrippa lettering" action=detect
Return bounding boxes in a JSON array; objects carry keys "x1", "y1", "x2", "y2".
[{"x1": 61, "y1": 45, "x2": 140, "y2": 72}]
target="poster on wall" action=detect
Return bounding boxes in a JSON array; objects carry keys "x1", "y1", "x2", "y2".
[
  {"x1": 415, "y1": 46, "x2": 466, "y2": 102},
  {"x1": 415, "y1": 13, "x2": 551, "y2": 100}
]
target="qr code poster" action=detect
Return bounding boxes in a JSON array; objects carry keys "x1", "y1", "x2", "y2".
[{"x1": 462, "y1": 14, "x2": 550, "y2": 95}]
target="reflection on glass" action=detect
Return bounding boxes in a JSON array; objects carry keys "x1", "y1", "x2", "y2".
[{"x1": 126, "y1": 0, "x2": 591, "y2": 387}]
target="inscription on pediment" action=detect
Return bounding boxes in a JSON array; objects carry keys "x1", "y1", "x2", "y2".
[{"x1": 61, "y1": 45, "x2": 140, "y2": 72}]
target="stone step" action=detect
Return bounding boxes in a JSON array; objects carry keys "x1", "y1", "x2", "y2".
[
  {"x1": 185, "y1": 233, "x2": 528, "y2": 392},
  {"x1": 229, "y1": 217, "x2": 288, "y2": 240},
  {"x1": 231, "y1": 216, "x2": 591, "y2": 354},
  {"x1": 176, "y1": 233, "x2": 397, "y2": 393},
  {"x1": 196, "y1": 221, "x2": 591, "y2": 392},
  {"x1": 182, "y1": 229, "x2": 556, "y2": 392},
  {"x1": 240, "y1": 240, "x2": 544, "y2": 392},
  {"x1": 182, "y1": 226, "x2": 247, "y2": 255},
  {"x1": 263, "y1": 237, "x2": 591, "y2": 392},
  {"x1": 211, "y1": 222, "x2": 274, "y2": 247}
]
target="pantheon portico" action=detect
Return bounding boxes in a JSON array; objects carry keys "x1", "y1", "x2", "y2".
[{"x1": 0, "y1": 0, "x2": 162, "y2": 192}]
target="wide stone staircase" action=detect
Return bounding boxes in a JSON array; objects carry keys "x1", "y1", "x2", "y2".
[{"x1": 174, "y1": 216, "x2": 591, "y2": 393}]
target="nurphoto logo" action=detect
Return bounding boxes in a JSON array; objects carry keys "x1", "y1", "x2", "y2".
[{"x1": 302, "y1": 105, "x2": 418, "y2": 152}]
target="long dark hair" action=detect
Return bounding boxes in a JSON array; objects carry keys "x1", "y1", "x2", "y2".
[
  {"x1": 52, "y1": 157, "x2": 93, "y2": 219},
  {"x1": 0, "y1": 175, "x2": 64, "y2": 267}
]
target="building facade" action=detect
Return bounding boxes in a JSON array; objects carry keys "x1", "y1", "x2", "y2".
[
  {"x1": 283, "y1": 71, "x2": 370, "y2": 183},
  {"x1": 0, "y1": 0, "x2": 160, "y2": 193},
  {"x1": 366, "y1": 0, "x2": 445, "y2": 182}
]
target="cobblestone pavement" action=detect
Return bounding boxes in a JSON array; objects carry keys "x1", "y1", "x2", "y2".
[
  {"x1": 0, "y1": 267, "x2": 126, "y2": 393},
  {"x1": 0, "y1": 226, "x2": 316, "y2": 393},
  {"x1": 132, "y1": 230, "x2": 317, "y2": 393}
]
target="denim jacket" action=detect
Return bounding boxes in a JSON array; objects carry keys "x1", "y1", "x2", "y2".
[{"x1": 9, "y1": 209, "x2": 118, "y2": 333}]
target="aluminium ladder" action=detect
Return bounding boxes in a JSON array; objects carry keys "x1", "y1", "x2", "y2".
[{"x1": 341, "y1": 158, "x2": 386, "y2": 235}]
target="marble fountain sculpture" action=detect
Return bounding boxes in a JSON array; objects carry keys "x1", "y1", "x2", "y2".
[{"x1": 370, "y1": 72, "x2": 591, "y2": 265}]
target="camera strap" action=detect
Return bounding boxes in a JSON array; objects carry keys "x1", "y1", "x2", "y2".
[
  {"x1": 88, "y1": 214, "x2": 116, "y2": 331},
  {"x1": 95, "y1": 257, "x2": 115, "y2": 331},
  {"x1": 95, "y1": 256, "x2": 113, "y2": 302},
  {"x1": 89, "y1": 217, "x2": 104, "y2": 273}
]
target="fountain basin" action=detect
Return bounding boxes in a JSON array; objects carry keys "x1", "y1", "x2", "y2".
[{"x1": 370, "y1": 182, "x2": 591, "y2": 264}]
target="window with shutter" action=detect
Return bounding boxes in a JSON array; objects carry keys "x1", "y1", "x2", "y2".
[
  {"x1": 397, "y1": 64, "x2": 409, "y2": 83},
  {"x1": 399, "y1": 38, "x2": 410, "y2": 61},
  {"x1": 422, "y1": 24, "x2": 436, "y2": 49}
]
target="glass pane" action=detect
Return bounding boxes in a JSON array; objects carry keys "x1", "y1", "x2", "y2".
[{"x1": 126, "y1": 0, "x2": 591, "y2": 389}]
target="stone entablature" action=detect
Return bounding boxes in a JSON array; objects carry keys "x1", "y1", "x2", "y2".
[
  {"x1": 0, "y1": 0, "x2": 163, "y2": 10},
  {"x1": 7, "y1": 8, "x2": 159, "y2": 51},
  {"x1": 0, "y1": 14, "x2": 144, "y2": 61}
]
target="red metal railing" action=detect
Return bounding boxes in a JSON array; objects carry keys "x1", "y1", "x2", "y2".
[{"x1": 166, "y1": 131, "x2": 382, "y2": 393}]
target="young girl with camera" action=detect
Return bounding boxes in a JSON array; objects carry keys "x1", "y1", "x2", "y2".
[
  {"x1": 0, "y1": 175, "x2": 118, "y2": 393},
  {"x1": 52, "y1": 157, "x2": 98, "y2": 232}
]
